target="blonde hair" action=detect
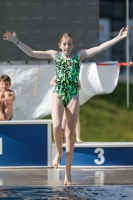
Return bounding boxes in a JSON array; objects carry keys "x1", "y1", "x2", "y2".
[{"x1": 58, "y1": 33, "x2": 75, "y2": 44}]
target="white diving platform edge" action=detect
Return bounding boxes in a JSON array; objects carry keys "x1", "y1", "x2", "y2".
[{"x1": 0, "y1": 120, "x2": 133, "y2": 168}]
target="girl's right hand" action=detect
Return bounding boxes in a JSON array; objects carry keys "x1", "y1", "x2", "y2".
[{"x1": 3, "y1": 31, "x2": 18, "y2": 44}]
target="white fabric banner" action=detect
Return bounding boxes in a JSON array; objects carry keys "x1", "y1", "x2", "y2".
[{"x1": 0, "y1": 62, "x2": 120, "y2": 120}]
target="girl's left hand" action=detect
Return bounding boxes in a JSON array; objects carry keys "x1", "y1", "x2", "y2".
[{"x1": 118, "y1": 26, "x2": 129, "y2": 38}]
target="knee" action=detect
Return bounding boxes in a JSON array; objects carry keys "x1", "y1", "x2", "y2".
[
  {"x1": 67, "y1": 124, "x2": 76, "y2": 133},
  {"x1": 4, "y1": 91, "x2": 10, "y2": 97},
  {"x1": 53, "y1": 125, "x2": 62, "y2": 134},
  {"x1": 65, "y1": 127, "x2": 75, "y2": 139}
]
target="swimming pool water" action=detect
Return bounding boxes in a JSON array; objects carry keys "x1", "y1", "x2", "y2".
[{"x1": 0, "y1": 186, "x2": 133, "y2": 200}]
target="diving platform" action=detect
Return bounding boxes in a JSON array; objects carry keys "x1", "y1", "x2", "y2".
[
  {"x1": 0, "y1": 120, "x2": 133, "y2": 168},
  {"x1": 52, "y1": 142, "x2": 133, "y2": 168}
]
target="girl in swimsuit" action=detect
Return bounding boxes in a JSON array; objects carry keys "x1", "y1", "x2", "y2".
[
  {"x1": 50, "y1": 76, "x2": 83, "y2": 143},
  {"x1": 3, "y1": 27, "x2": 128, "y2": 185}
]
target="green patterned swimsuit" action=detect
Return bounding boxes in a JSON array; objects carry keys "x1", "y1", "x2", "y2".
[{"x1": 54, "y1": 52, "x2": 80, "y2": 107}]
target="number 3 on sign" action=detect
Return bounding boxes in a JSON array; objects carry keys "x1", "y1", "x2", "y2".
[{"x1": 94, "y1": 148, "x2": 105, "y2": 165}]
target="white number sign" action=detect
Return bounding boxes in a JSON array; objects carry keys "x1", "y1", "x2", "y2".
[{"x1": 94, "y1": 148, "x2": 105, "y2": 165}]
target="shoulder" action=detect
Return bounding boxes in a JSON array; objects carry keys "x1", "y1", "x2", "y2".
[
  {"x1": 77, "y1": 49, "x2": 87, "y2": 61},
  {"x1": 74, "y1": 50, "x2": 87, "y2": 63},
  {"x1": 48, "y1": 50, "x2": 59, "y2": 60}
]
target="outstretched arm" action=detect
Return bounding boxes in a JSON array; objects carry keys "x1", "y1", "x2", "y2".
[
  {"x1": 78, "y1": 27, "x2": 129, "y2": 60},
  {"x1": 50, "y1": 76, "x2": 56, "y2": 86},
  {"x1": 3, "y1": 32, "x2": 57, "y2": 60}
]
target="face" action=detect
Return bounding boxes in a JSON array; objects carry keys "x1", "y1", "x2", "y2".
[
  {"x1": 59, "y1": 36, "x2": 74, "y2": 56},
  {"x1": 0, "y1": 81, "x2": 11, "y2": 92}
]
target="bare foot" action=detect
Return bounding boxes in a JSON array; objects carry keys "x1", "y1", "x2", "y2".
[
  {"x1": 64, "y1": 173, "x2": 72, "y2": 186},
  {"x1": 0, "y1": 118, "x2": 4, "y2": 121},
  {"x1": 0, "y1": 112, "x2": 4, "y2": 121},
  {"x1": 52, "y1": 151, "x2": 64, "y2": 169},
  {"x1": 76, "y1": 138, "x2": 83, "y2": 143},
  {"x1": 0, "y1": 115, "x2": 5, "y2": 121}
]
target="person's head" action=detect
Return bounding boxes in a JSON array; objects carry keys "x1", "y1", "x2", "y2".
[
  {"x1": 58, "y1": 33, "x2": 75, "y2": 56},
  {"x1": 0, "y1": 75, "x2": 11, "y2": 91}
]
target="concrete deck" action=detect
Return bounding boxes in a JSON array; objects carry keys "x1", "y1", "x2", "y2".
[{"x1": 0, "y1": 168, "x2": 133, "y2": 186}]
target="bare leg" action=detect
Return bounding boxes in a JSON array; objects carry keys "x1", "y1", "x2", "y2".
[
  {"x1": 0, "y1": 103, "x2": 4, "y2": 121},
  {"x1": 75, "y1": 115, "x2": 83, "y2": 143},
  {"x1": 64, "y1": 95, "x2": 79, "y2": 185},
  {"x1": 3, "y1": 91, "x2": 13, "y2": 120},
  {"x1": 62, "y1": 111, "x2": 66, "y2": 143},
  {"x1": 52, "y1": 93, "x2": 64, "y2": 169},
  {"x1": 0, "y1": 92, "x2": 5, "y2": 121}
]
